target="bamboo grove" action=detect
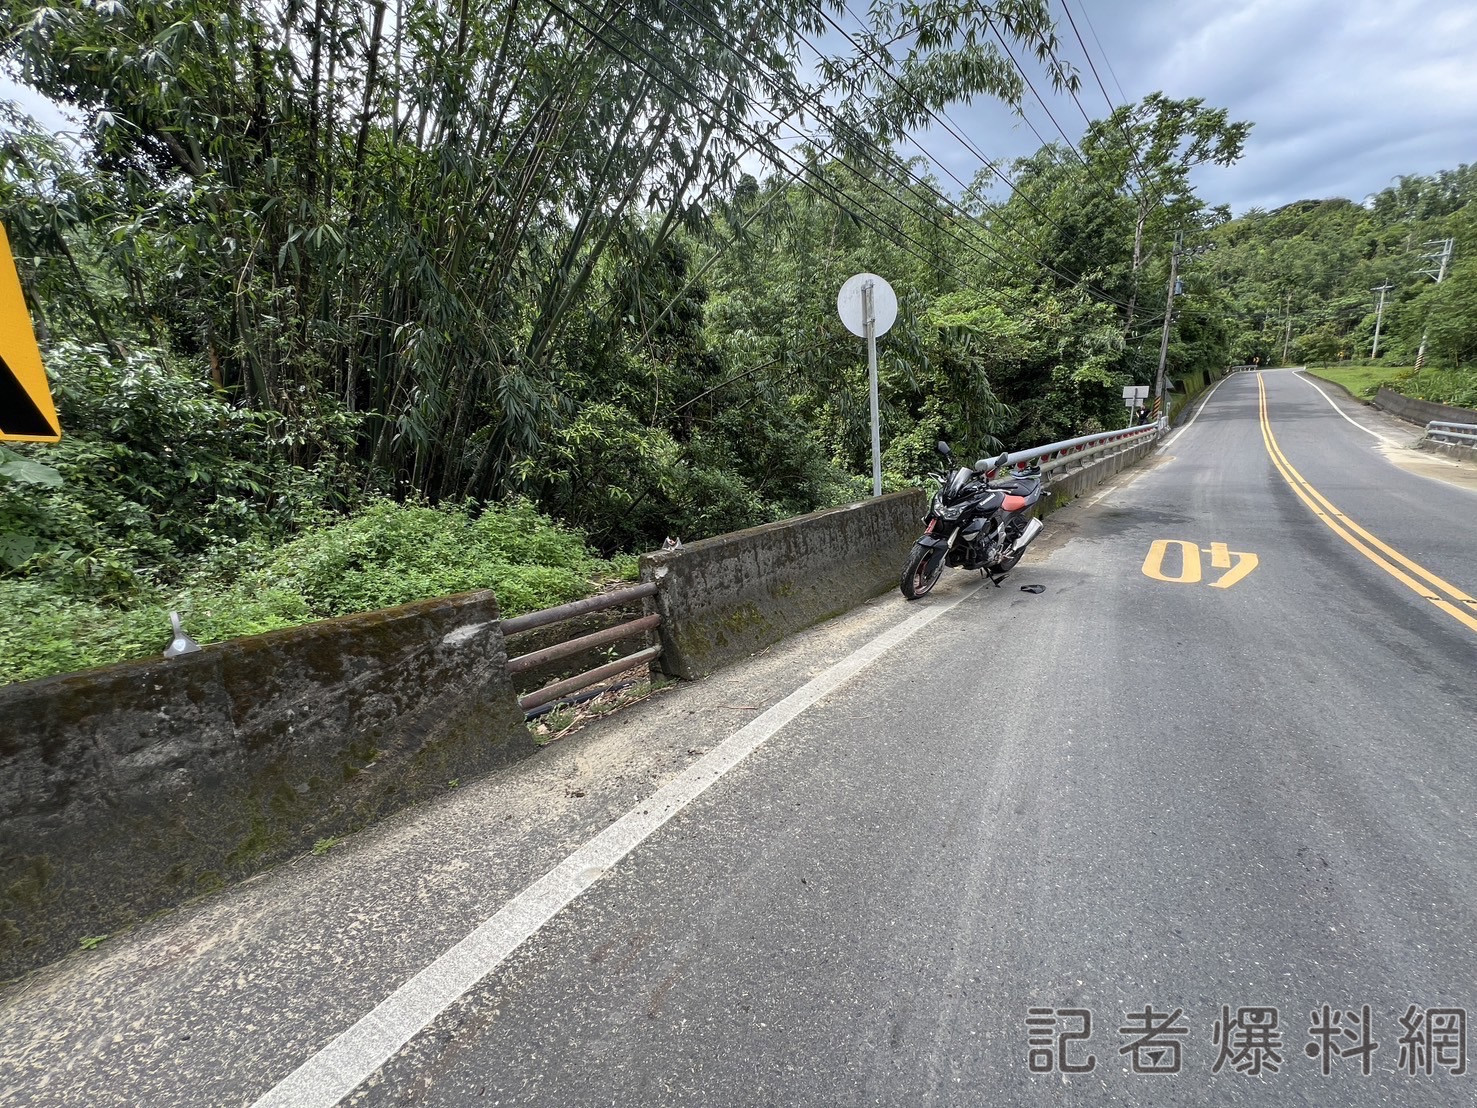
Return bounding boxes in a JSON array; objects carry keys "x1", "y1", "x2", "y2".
[{"x1": 3, "y1": 1, "x2": 1077, "y2": 510}]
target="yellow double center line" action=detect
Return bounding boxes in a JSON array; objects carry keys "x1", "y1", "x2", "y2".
[{"x1": 1257, "y1": 373, "x2": 1477, "y2": 635}]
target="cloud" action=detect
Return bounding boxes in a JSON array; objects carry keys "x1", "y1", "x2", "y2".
[
  {"x1": 1092, "y1": 0, "x2": 1477, "y2": 211},
  {"x1": 915, "y1": 0, "x2": 1477, "y2": 214}
]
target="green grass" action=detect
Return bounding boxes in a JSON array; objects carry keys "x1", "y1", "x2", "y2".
[
  {"x1": 1306, "y1": 365, "x2": 1477, "y2": 409},
  {"x1": 1303, "y1": 364, "x2": 1411, "y2": 399}
]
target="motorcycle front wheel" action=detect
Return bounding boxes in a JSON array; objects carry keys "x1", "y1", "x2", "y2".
[{"x1": 900, "y1": 542, "x2": 945, "y2": 599}]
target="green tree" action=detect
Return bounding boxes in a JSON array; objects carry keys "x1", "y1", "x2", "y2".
[{"x1": 1080, "y1": 93, "x2": 1250, "y2": 334}]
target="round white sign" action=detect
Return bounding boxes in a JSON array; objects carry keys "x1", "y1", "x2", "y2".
[{"x1": 836, "y1": 273, "x2": 898, "y2": 338}]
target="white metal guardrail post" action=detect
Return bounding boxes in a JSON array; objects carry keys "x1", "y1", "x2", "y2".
[{"x1": 1426, "y1": 420, "x2": 1477, "y2": 445}]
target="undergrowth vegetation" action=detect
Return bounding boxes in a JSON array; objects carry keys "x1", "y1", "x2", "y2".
[
  {"x1": 0, "y1": 347, "x2": 615, "y2": 685},
  {"x1": 0, "y1": 498, "x2": 611, "y2": 686},
  {"x1": 1306, "y1": 364, "x2": 1477, "y2": 407}
]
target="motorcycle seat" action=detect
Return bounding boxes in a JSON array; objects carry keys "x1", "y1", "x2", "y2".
[{"x1": 990, "y1": 475, "x2": 1041, "y2": 493}]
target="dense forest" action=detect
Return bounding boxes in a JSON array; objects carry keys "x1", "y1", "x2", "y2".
[{"x1": 1, "y1": 0, "x2": 1474, "y2": 682}]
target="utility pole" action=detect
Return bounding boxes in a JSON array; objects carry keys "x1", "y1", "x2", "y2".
[
  {"x1": 1414, "y1": 237, "x2": 1454, "y2": 371},
  {"x1": 1369, "y1": 282, "x2": 1394, "y2": 358},
  {"x1": 1152, "y1": 233, "x2": 1182, "y2": 422},
  {"x1": 1153, "y1": 232, "x2": 1214, "y2": 422},
  {"x1": 1281, "y1": 290, "x2": 1293, "y2": 364}
]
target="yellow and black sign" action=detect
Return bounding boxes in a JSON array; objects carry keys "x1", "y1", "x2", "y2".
[{"x1": 0, "y1": 222, "x2": 61, "y2": 443}]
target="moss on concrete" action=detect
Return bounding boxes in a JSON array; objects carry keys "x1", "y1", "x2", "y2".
[{"x1": 0, "y1": 589, "x2": 533, "y2": 980}]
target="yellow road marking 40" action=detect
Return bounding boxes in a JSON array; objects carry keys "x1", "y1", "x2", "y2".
[{"x1": 1142, "y1": 540, "x2": 1259, "y2": 589}]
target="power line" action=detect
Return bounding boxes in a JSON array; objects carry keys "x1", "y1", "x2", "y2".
[
  {"x1": 543, "y1": 0, "x2": 1004, "y2": 311},
  {"x1": 646, "y1": 0, "x2": 1136, "y2": 311},
  {"x1": 813, "y1": 5, "x2": 1082, "y2": 225},
  {"x1": 548, "y1": 0, "x2": 1147, "y2": 417},
  {"x1": 532, "y1": 1, "x2": 1012, "y2": 419},
  {"x1": 1071, "y1": 0, "x2": 1129, "y2": 105},
  {"x1": 808, "y1": 0, "x2": 1157, "y2": 318},
  {"x1": 1058, "y1": 0, "x2": 1118, "y2": 120},
  {"x1": 669, "y1": 335, "x2": 844, "y2": 414},
  {"x1": 751, "y1": 0, "x2": 1139, "y2": 310},
  {"x1": 1055, "y1": 0, "x2": 1170, "y2": 219},
  {"x1": 761, "y1": 13, "x2": 1107, "y2": 293},
  {"x1": 978, "y1": 10, "x2": 1094, "y2": 172},
  {"x1": 971, "y1": 8, "x2": 1163, "y2": 236}
]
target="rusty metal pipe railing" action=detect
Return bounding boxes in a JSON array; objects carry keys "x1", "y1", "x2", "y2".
[
  {"x1": 504, "y1": 582, "x2": 664, "y2": 715},
  {"x1": 501, "y1": 581, "x2": 658, "y2": 636},
  {"x1": 506, "y1": 614, "x2": 662, "y2": 676},
  {"x1": 518, "y1": 646, "x2": 663, "y2": 712}
]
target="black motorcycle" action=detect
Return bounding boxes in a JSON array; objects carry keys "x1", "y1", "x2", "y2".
[{"x1": 900, "y1": 440, "x2": 1045, "y2": 599}]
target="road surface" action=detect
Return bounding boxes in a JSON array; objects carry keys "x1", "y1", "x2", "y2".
[{"x1": 4, "y1": 369, "x2": 1475, "y2": 1107}]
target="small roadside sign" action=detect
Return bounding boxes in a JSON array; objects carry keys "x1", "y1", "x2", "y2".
[{"x1": 0, "y1": 222, "x2": 61, "y2": 443}]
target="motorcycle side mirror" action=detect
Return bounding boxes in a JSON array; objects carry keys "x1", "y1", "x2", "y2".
[{"x1": 936, "y1": 440, "x2": 951, "y2": 457}]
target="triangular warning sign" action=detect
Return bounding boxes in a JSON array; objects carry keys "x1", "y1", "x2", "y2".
[{"x1": 0, "y1": 222, "x2": 61, "y2": 443}]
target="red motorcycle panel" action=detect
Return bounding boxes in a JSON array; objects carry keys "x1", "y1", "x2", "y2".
[{"x1": 1003, "y1": 494, "x2": 1028, "y2": 512}]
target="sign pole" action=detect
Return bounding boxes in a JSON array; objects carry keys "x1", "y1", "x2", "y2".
[
  {"x1": 836, "y1": 272, "x2": 896, "y2": 500},
  {"x1": 864, "y1": 280, "x2": 881, "y2": 497}
]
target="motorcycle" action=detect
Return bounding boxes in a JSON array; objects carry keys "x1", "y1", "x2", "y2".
[{"x1": 899, "y1": 440, "x2": 1045, "y2": 599}]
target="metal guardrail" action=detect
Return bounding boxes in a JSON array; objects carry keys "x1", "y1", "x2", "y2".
[
  {"x1": 1226, "y1": 364, "x2": 1260, "y2": 374},
  {"x1": 1004, "y1": 423, "x2": 1160, "y2": 475},
  {"x1": 1426, "y1": 420, "x2": 1477, "y2": 445},
  {"x1": 503, "y1": 582, "x2": 662, "y2": 714}
]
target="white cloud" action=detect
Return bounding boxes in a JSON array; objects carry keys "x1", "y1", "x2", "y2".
[{"x1": 1100, "y1": 0, "x2": 1477, "y2": 210}]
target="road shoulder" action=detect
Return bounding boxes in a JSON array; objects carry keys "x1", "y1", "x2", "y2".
[{"x1": 1296, "y1": 370, "x2": 1477, "y2": 496}]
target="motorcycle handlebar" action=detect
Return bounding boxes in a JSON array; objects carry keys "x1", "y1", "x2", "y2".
[{"x1": 972, "y1": 452, "x2": 1009, "y2": 475}]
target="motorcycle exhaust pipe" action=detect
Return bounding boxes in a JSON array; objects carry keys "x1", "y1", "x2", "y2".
[{"x1": 1012, "y1": 518, "x2": 1044, "y2": 553}]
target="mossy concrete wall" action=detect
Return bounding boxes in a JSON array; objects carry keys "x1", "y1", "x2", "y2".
[
  {"x1": 0, "y1": 590, "x2": 531, "y2": 980},
  {"x1": 639, "y1": 491, "x2": 926, "y2": 679}
]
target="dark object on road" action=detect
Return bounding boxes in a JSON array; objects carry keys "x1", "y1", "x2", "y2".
[
  {"x1": 1020, "y1": 584, "x2": 1045, "y2": 594},
  {"x1": 901, "y1": 440, "x2": 1045, "y2": 599}
]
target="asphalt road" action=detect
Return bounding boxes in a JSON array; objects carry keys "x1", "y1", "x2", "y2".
[{"x1": 5, "y1": 369, "x2": 1476, "y2": 1107}]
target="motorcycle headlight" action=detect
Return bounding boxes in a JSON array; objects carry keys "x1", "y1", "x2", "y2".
[{"x1": 938, "y1": 503, "x2": 964, "y2": 520}]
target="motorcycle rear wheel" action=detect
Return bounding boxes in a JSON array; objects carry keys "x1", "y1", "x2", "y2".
[
  {"x1": 992, "y1": 518, "x2": 1031, "y2": 575},
  {"x1": 993, "y1": 548, "x2": 1024, "y2": 574},
  {"x1": 900, "y1": 542, "x2": 945, "y2": 599}
]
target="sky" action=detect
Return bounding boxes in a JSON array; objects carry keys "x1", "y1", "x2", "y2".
[
  {"x1": 912, "y1": 0, "x2": 1477, "y2": 214},
  {"x1": 4, "y1": 0, "x2": 1475, "y2": 217}
]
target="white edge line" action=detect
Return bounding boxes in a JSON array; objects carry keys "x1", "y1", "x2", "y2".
[
  {"x1": 1295, "y1": 372, "x2": 1399, "y2": 445},
  {"x1": 1160, "y1": 372, "x2": 1233, "y2": 450},
  {"x1": 251, "y1": 577, "x2": 989, "y2": 1108}
]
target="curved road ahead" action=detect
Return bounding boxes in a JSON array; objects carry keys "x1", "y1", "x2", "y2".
[{"x1": 5, "y1": 369, "x2": 1476, "y2": 1107}]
